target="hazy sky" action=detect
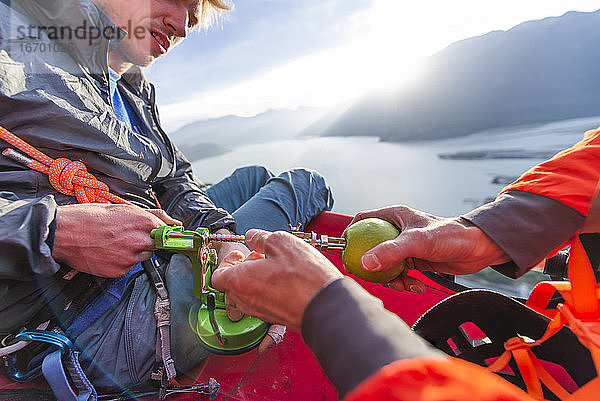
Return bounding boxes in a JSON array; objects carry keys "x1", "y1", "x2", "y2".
[{"x1": 145, "y1": 0, "x2": 600, "y2": 132}]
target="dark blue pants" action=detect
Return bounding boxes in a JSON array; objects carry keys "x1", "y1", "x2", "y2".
[{"x1": 205, "y1": 166, "x2": 334, "y2": 234}]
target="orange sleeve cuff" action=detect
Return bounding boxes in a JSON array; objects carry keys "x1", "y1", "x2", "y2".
[
  {"x1": 343, "y1": 357, "x2": 535, "y2": 401},
  {"x1": 500, "y1": 127, "x2": 600, "y2": 216}
]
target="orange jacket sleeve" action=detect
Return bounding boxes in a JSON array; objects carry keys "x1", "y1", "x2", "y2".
[
  {"x1": 500, "y1": 127, "x2": 600, "y2": 216},
  {"x1": 343, "y1": 357, "x2": 535, "y2": 401}
]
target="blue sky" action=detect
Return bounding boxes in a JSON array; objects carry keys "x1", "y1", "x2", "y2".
[
  {"x1": 146, "y1": 0, "x2": 600, "y2": 132},
  {"x1": 146, "y1": 1, "x2": 369, "y2": 102}
]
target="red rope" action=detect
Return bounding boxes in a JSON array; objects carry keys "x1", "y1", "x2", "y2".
[{"x1": 0, "y1": 125, "x2": 132, "y2": 205}]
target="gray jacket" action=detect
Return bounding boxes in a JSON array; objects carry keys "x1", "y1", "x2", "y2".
[{"x1": 0, "y1": 0, "x2": 234, "y2": 333}]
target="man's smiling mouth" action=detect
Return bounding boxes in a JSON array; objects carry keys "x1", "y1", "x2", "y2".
[{"x1": 150, "y1": 29, "x2": 169, "y2": 52}]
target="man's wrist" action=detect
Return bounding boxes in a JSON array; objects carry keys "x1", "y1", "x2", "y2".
[
  {"x1": 46, "y1": 208, "x2": 58, "y2": 251},
  {"x1": 457, "y1": 216, "x2": 511, "y2": 266},
  {"x1": 51, "y1": 205, "x2": 67, "y2": 263}
]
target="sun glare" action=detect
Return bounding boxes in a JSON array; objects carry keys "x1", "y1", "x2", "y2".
[
  {"x1": 157, "y1": 0, "x2": 600, "y2": 131},
  {"x1": 351, "y1": 0, "x2": 427, "y2": 90},
  {"x1": 339, "y1": 0, "x2": 600, "y2": 92}
]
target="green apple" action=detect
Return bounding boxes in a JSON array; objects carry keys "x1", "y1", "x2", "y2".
[{"x1": 342, "y1": 218, "x2": 404, "y2": 283}]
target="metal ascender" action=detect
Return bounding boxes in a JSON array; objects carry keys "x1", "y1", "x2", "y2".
[
  {"x1": 287, "y1": 223, "x2": 346, "y2": 251},
  {"x1": 150, "y1": 225, "x2": 345, "y2": 355}
]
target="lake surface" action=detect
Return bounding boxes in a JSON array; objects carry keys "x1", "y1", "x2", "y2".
[
  {"x1": 192, "y1": 116, "x2": 598, "y2": 217},
  {"x1": 191, "y1": 116, "x2": 599, "y2": 297}
]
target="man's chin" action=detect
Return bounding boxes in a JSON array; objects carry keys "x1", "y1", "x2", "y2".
[
  {"x1": 116, "y1": 47, "x2": 162, "y2": 69},
  {"x1": 137, "y1": 56, "x2": 158, "y2": 68},
  {"x1": 125, "y1": 52, "x2": 159, "y2": 68}
]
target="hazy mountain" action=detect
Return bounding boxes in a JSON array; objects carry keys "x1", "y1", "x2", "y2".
[
  {"x1": 171, "y1": 107, "x2": 335, "y2": 159},
  {"x1": 173, "y1": 9, "x2": 600, "y2": 160},
  {"x1": 323, "y1": 9, "x2": 600, "y2": 141}
]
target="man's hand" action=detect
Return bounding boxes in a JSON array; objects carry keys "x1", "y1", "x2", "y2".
[
  {"x1": 212, "y1": 229, "x2": 252, "y2": 322},
  {"x1": 350, "y1": 206, "x2": 510, "y2": 292},
  {"x1": 212, "y1": 229, "x2": 343, "y2": 333},
  {"x1": 216, "y1": 249, "x2": 288, "y2": 354},
  {"x1": 52, "y1": 204, "x2": 180, "y2": 277}
]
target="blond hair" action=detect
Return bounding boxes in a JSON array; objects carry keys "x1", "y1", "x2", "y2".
[{"x1": 195, "y1": 0, "x2": 233, "y2": 29}]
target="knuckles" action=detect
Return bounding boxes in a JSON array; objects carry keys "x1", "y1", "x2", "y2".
[{"x1": 263, "y1": 231, "x2": 290, "y2": 253}]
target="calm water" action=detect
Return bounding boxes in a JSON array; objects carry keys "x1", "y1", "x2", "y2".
[
  {"x1": 191, "y1": 116, "x2": 598, "y2": 296},
  {"x1": 192, "y1": 116, "x2": 597, "y2": 217}
]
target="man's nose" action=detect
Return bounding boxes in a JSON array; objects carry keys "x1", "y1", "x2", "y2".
[{"x1": 163, "y1": 6, "x2": 188, "y2": 38}]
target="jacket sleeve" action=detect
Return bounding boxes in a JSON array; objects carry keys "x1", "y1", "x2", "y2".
[
  {"x1": 343, "y1": 357, "x2": 535, "y2": 401},
  {"x1": 301, "y1": 278, "x2": 443, "y2": 398},
  {"x1": 462, "y1": 127, "x2": 600, "y2": 278},
  {"x1": 0, "y1": 191, "x2": 61, "y2": 280},
  {"x1": 301, "y1": 278, "x2": 531, "y2": 401},
  {"x1": 152, "y1": 147, "x2": 236, "y2": 233},
  {"x1": 462, "y1": 190, "x2": 584, "y2": 278},
  {"x1": 499, "y1": 127, "x2": 600, "y2": 216}
]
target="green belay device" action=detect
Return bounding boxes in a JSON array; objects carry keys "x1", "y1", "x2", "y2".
[{"x1": 150, "y1": 226, "x2": 269, "y2": 355}]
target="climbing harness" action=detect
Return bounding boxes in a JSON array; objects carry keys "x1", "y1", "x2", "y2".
[{"x1": 485, "y1": 192, "x2": 600, "y2": 400}]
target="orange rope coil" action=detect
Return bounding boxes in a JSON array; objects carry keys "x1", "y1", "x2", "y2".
[{"x1": 0, "y1": 125, "x2": 131, "y2": 205}]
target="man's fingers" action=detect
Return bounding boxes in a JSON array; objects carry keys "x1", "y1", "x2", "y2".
[
  {"x1": 212, "y1": 257, "x2": 261, "y2": 292},
  {"x1": 245, "y1": 251, "x2": 265, "y2": 261},
  {"x1": 245, "y1": 229, "x2": 290, "y2": 257},
  {"x1": 350, "y1": 207, "x2": 399, "y2": 225},
  {"x1": 384, "y1": 277, "x2": 406, "y2": 291},
  {"x1": 244, "y1": 229, "x2": 271, "y2": 253},
  {"x1": 146, "y1": 209, "x2": 182, "y2": 226},
  {"x1": 384, "y1": 271, "x2": 426, "y2": 293},
  {"x1": 214, "y1": 251, "x2": 264, "y2": 289},
  {"x1": 258, "y1": 334, "x2": 276, "y2": 355},
  {"x1": 225, "y1": 293, "x2": 244, "y2": 322},
  {"x1": 210, "y1": 264, "x2": 234, "y2": 291},
  {"x1": 361, "y1": 238, "x2": 409, "y2": 272},
  {"x1": 361, "y1": 229, "x2": 428, "y2": 272},
  {"x1": 401, "y1": 273, "x2": 426, "y2": 293},
  {"x1": 350, "y1": 206, "x2": 434, "y2": 230},
  {"x1": 258, "y1": 324, "x2": 286, "y2": 355},
  {"x1": 220, "y1": 250, "x2": 246, "y2": 266}
]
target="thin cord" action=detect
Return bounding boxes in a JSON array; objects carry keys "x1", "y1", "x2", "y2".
[{"x1": 218, "y1": 352, "x2": 264, "y2": 401}]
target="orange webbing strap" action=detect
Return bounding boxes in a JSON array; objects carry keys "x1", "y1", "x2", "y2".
[
  {"x1": 488, "y1": 230, "x2": 600, "y2": 399},
  {"x1": 486, "y1": 316, "x2": 571, "y2": 400},
  {"x1": 0, "y1": 125, "x2": 132, "y2": 205}
]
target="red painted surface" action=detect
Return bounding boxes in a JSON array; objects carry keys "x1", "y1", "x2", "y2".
[{"x1": 0, "y1": 212, "x2": 455, "y2": 400}]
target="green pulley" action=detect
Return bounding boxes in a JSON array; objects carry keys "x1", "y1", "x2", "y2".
[{"x1": 150, "y1": 226, "x2": 269, "y2": 355}]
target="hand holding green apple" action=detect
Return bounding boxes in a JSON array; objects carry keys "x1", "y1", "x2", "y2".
[{"x1": 342, "y1": 218, "x2": 405, "y2": 283}]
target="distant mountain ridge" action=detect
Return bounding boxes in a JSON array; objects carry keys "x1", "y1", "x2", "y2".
[
  {"x1": 323, "y1": 9, "x2": 600, "y2": 141},
  {"x1": 172, "y1": 9, "x2": 600, "y2": 158},
  {"x1": 171, "y1": 107, "x2": 334, "y2": 157}
]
